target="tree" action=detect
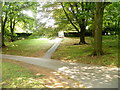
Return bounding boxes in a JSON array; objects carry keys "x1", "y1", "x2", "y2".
[
  {"x1": 59, "y1": 2, "x2": 94, "y2": 44},
  {"x1": 1, "y1": 2, "x2": 38, "y2": 45},
  {"x1": 1, "y1": 2, "x2": 8, "y2": 46},
  {"x1": 60, "y1": 2, "x2": 87, "y2": 44},
  {"x1": 103, "y1": 2, "x2": 120, "y2": 35},
  {"x1": 41, "y1": 2, "x2": 94, "y2": 44},
  {"x1": 93, "y1": 2, "x2": 111, "y2": 56}
]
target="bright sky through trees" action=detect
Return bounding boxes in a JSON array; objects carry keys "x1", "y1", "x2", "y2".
[
  {"x1": 37, "y1": 11, "x2": 55, "y2": 27},
  {"x1": 21, "y1": 2, "x2": 56, "y2": 28},
  {"x1": 36, "y1": 2, "x2": 56, "y2": 28},
  {"x1": 22, "y1": 10, "x2": 34, "y2": 17}
]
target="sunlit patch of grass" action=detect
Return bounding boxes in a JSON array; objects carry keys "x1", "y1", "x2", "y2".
[
  {"x1": 1, "y1": 60, "x2": 84, "y2": 88},
  {"x1": 2, "y1": 62, "x2": 47, "y2": 88},
  {"x1": 52, "y1": 36, "x2": 118, "y2": 67},
  {"x1": 2, "y1": 38, "x2": 54, "y2": 57},
  {"x1": 2, "y1": 77, "x2": 47, "y2": 88}
]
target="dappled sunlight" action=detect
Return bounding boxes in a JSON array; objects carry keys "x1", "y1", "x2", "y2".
[
  {"x1": 11, "y1": 44, "x2": 18, "y2": 47},
  {"x1": 69, "y1": 62, "x2": 78, "y2": 65},
  {"x1": 52, "y1": 37, "x2": 118, "y2": 67},
  {"x1": 51, "y1": 71, "x2": 84, "y2": 88},
  {"x1": 58, "y1": 64, "x2": 119, "y2": 88},
  {"x1": 2, "y1": 77, "x2": 46, "y2": 88},
  {"x1": 2, "y1": 75, "x2": 79, "y2": 88}
]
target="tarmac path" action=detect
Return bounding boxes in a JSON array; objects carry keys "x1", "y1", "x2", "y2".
[
  {"x1": 1, "y1": 38, "x2": 119, "y2": 88},
  {"x1": 1, "y1": 54, "x2": 119, "y2": 88}
]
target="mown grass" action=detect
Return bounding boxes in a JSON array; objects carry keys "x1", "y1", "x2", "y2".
[
  {"x1": 2, "y1": 61, "x2": 47, "y2": 88},
  {"x1": 1, "y1": 60, "x2": 83, "y2": 88},
  {"x1": 2, "y1": 38, "x2": 53, "y2": 57},
  {"x1": 52, "y1": 35, "x2": 118, "y2": 67}
]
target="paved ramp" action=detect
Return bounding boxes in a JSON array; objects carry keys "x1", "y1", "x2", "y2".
[{"x1": 42, "y1": 38, "x2": 63, "y2": 59}]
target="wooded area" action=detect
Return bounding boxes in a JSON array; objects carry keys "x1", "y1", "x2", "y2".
[
  {"x1": 1, "y1": 2, "x2": 119, "y2": 57},
  {"x1": 1, "y1": 1, "x2": 119, "y2": 88}
]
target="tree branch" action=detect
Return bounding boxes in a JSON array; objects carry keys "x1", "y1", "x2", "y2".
[
  {"x1": 69, "y1": 3, "x2": 81, "y2": 29},
  {"x1": 60, "y1": 2, "x2": 80, "y2": 33}
]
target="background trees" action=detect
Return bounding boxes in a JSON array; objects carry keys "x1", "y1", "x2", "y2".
[
  {"x1": 54, "y1": 2, "x2": 94, "y2": 44},
  {"x1": 103, "y1": 2, "x2": 120, "y2": 35},
  {"x1": 44, "y1": 2, "x2": 119, "y2": 56},
  {"x1": 1, "y1": 2, "x2": 38, "y2": 46},
  {"x1": 1, "y1": 2, "x2": 119, "y2": 56}
]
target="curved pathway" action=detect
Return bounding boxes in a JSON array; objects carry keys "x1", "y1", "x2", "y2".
[
  {"x1": 1, "y1": 38, "x2": 119, "y2": 88},
  {"x1": 1, "y1": 54, "x2": 119, "y2": 88}
]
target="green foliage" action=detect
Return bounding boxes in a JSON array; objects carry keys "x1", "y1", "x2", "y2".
[
  {"x1": 103, "y1": 2, "x2": 119, "y2": 33},
  {"x1": 43, "y1": 2, "x2": 119, "y2": 35},
  {"x1": 2, "y1": 2, "x2": 38, "y2": 42},
  {"x1": 52, "y1": 2, "x2": 95, "y2": 32},
  {"x1": 31, "y1": 24, "x2": 58, "y2": 38}
]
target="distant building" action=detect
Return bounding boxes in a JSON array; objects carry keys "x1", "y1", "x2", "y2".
[{"x1": 58, "y1": 31, "x2": 64, "y2": 38}]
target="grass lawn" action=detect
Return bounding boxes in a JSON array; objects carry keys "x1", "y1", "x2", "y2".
[
  {"x1": 2, "y1": 60, "x2": 46, "y2": 88},
  {"x1": 52, "y1": 35, "x2": 118, "y2": 67},
  {"x1": 2, "y1": 38, "x2": 54, "y2": 57},
  {"x1": 1, "y1": 59, "x2": 83, "y2": 88}
]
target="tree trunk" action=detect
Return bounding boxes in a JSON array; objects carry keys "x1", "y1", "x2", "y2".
[
  {"x1": 1, "y1": 12, "x2": 8, "y2": 47},
  {"x1": 79, "y1": 2, "x2": 87, "y2": 44},
  {"x1": 93, "y1": 2, "x2": 111, "y2": 56},
  {"x1": 79, "y1": 20, "x2": 86, "y2": 44},
  {"x1": 93, "y1": 2, "x2": 104, "y2": 56},
  {"x1": 11, "y1": 29, "x2": 14, "y2": 42},
  {"x1": 10, "y1": 18, "x2": 16, "y2": 42},
  {"x1": 1, "y1": 17, "x2": 5, "y2": 47},
  {"x1": 10, "y1": 18, "x2": 13, "y2": 42},
  {"x1": 79, "y1": 32, "x2": 86, "y2": 44},
  {"x1": 91, "y1": 15, "x2": 95, "y2": 37},
  {"x1": 62, "y1": 2, "x2": 87, "y2": 44}
]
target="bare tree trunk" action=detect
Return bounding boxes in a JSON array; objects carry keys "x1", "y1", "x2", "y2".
[
  {"x1": 10, "y1": 18, "x2": 16, "y2": 42},
  {"x1": 93, "y1": 2, "x2": 104, "y2": 56},
  {"x1": 93, "y1": 2, "x2": 111, "y2": 56},
  {"x1": 1, "y1": 17, "x2": 4, "y2": 47},
  {"x1": 79, "y1": 32, "x2": 86, "y2": 44},
  {"x1": 79, "y1": 19, "x2": 86, "y2": 44},
  {"x1": 74, "y1": 2, "x2": 87, "y2": 44},
  {"x1": 1, "y1": 11, "x2": 8, "y2": 47},
  {"x1": 1, "y1": 18, "x2": 5, "y2": 47}
]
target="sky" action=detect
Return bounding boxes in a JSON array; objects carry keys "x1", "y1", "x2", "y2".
[
  {"x1": 22, "y1": 8, "x2": 55, "y2": 28},
  {"x1": 22, "y1": 10, "x2": 34, "y2": 18},
  {"x1": 17, "y1": 3, "x2": 56, "y2": 33},
  {"x1": 36, "y1": 2, "x2": 56, "y2": 28}
]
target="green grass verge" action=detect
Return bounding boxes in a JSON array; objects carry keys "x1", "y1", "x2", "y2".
[
  {"x1": 2, "y1": 38, "x2": 53, "y2": 57},
  {"x1": 2, "y1": 62, "x2": 47, "y2": 88},
  {"x1": 52, "y1": 35, "x2": 118, "y2": 67},
  {"x1": 1, "y1": 61, "x2": 82, "y2": 88}
]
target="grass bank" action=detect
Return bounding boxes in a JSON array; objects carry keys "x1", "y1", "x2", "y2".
[
  {"x1": 2, "y1": 60, "x2": 46, "y2": 88},
  {"x1": 2, "y1": 38, "x2": 54, "y2": 57},
  {"x1": 1, "y1": 59, "x2": 83, "y2": 88},
  {"x1": 52, "y1": 35, "x2": 118, "y2": 67}
]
